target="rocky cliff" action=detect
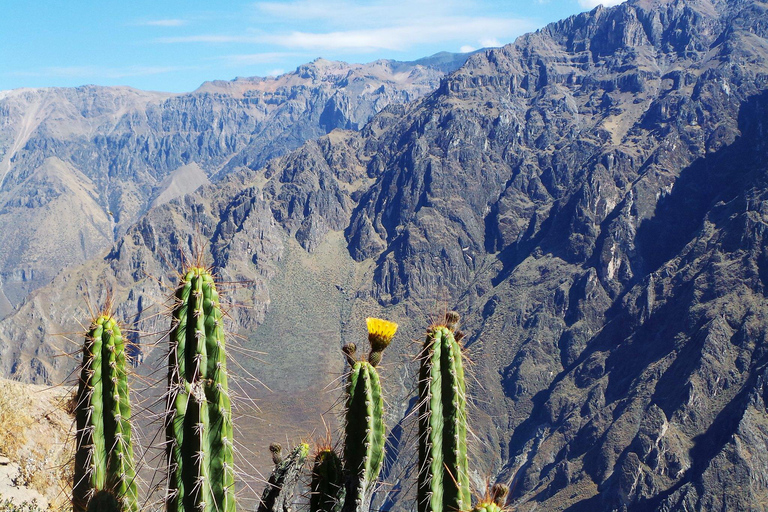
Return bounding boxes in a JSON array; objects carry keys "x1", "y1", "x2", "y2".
[
  {"x1": 2, "y1": 0, "x2": 768, "y2": 510},
  {"x1": 0, "y1": 55, "x2": 467, "y2": 316}
]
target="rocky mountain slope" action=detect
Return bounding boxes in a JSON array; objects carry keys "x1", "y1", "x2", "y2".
[
  {"x1": 0, "y1": 54, "x2": 468, "y2": 317},
  {"x1": 3, "y1": 0, "x2": 768, "y2": 510}
]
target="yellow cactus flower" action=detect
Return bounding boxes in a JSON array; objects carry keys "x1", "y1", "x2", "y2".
[{"x1": 366, "y1": 317, "x2": 398, "y2": 352}]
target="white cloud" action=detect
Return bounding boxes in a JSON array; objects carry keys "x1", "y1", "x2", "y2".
[
  {"x1": 266, "y1": 68, "x2": 286, "y2": 76},
  {"x1": 253, "y1": 0, "x2": 471, "y2": 28},
  {"x1": 270, "y1": 17, "x2": 529, "y2": 51},
  {"x1": 459, "y1": 45, "x2": 476, "y2": 53},
  {"x1": 143, "y1": 19, "x2": 187, "y2": 27},
  {"x1": 160, "y1": 16, "x2": 533, "y2": 52},
  {"x1": 155, "y1": 0, "x2": 535, "y2": 57},
  {"x1": 578, "y1": 0, "x2": 625, "y2": 8},
  {"x1": 267, "y1": 29, "x2": 405, "y2": 51},
  {"x1": 479, "y1": 38, "x2": 502, "y2": 48}
]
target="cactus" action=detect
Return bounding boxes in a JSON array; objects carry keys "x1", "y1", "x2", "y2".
[
  {"x1": 310, "y1": 448, "x2": 345, "y2": 512},
  {"x1": 342, "y1": 360, "x2": 384, "y2": 512},
  {"x1": 340, "y1": 317, "x2": 397, "y2": 512},
  {"x1": 417, "y1": 312, "x2": 470, "y2": 512},
  {"x1": 87, "y1": 491, "x2": 121, "y2": 512},
  {"x1": 469, "y1": 483, "x2": 509, "y2": 512},
  {"x1": 73, "y1": 313, "x2": 138, "y2": 512},
  {"x1": 166, "y1": 266, "x2": 235, "y2": 512},
  {"x1": 470, "y1": 504, "x2": 503, "y2": 512},
  {"x1": 258, "y1": 443, "x2": 309, "y2": 512}
]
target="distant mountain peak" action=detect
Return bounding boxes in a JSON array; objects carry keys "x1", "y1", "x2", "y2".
[{"x1": 0, "y1": 50, "x2": 464, "y2": 313}]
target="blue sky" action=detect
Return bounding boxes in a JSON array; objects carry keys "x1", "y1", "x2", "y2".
[{"x1": 0, "y1": 0, "x2": 623, "y2": 93}]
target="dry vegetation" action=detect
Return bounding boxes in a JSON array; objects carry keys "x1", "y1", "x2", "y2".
[{"x1": 0, "y1": 379, "x2": 73, "y2": 510}]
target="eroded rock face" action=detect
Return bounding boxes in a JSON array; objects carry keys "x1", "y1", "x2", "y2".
[
  {"x1": 2, "y1": 0, "x2": 768, "y2": 509},
  {"x1": 0, "y1": 56, "x2": 467, "y2": 314}
]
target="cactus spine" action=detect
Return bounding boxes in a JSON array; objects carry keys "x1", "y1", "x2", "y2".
[
  {"x1": 310, "y1": 448, "x2": 345, "y2": 512},
  {"x1": 258, "y1": 443, "x2": 309, "y2": 512},
  {"x1": 166, "y1": 267, "x2": 235, "y2": 512},
  {"x1": 73, "y1": 313, "x2": 138, "y2": 512},
  {"x1": 417, "y1": 312, "x2": 470, "y2": 512}
]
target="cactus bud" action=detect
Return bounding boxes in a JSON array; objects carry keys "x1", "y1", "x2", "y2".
[
  {"x1": 444, "y1": 311, "x2": 460, "y2": 331},
  {"x1": 368, "y1": 350, "x2": 383, "y2": 368},
  {"x1": 342, "y1": 343, "x2": 357, "y2": 367},
  {"x1": 491, "y1": 483, "x2": 509, "y2": 506},
  {"x1": 270, "y1": 442, "x2": 283, "y2": 465}
]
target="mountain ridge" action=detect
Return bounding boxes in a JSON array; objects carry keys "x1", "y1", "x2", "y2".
[
  {"x1": 0, "y1": 52, "x2": 472, "y2": 316},
  {"x1": 1, "y1": 0, "x2": 768, "y2": 510}
]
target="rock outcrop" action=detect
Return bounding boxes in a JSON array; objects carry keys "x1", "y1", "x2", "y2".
[{"x1": 0, "y1": 55, "x2": 469, "y2": 314}]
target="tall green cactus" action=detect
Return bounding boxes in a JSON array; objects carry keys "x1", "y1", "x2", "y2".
[
  {"x1": 258, "y1": 442, "x2": 309, "y2": 512},
  {"x1": 73, "y1": 312, "x2": 138, "y2": 512},
  {"x1": 342, "y1": 360, "x2": 384, "y2": 512},
  {"x1": 310, "y1": 447, "x2": 344, "y2": 512},
  {"x1": 417, "y1": 312, "x2": 470, "y2": 512},
  {"x1": 166, "y1": 266, "x2": 235, "y2": 512},
  {"x1": 340, "y1": 317, "x2": 397, "y2": 512}
]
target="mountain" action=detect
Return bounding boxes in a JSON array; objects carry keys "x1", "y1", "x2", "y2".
[
  {"x1": 3, "y1": 0, "x2": 768, "y2": 510},
  {"x1": 0, "y1": 54, "x2": 470, "y2": 317}
]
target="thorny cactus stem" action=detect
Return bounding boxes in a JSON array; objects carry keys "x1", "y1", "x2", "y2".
[
  {"x1": 417, "y1": 312, "x2": 470, "y2": 512},
  {"x1": 166, "y1": 266, "x2": 235, "y2": 512},
  {"x1": 342, "y1": 360, "x2": 384, "y2": 512},
  {"x1": 310, "y1": 447, "x2": 345, "y2": 512},
  {"x1": 339, "y1": 317, "x2": 398, "y2": 512},
  {"x1": 73, "y1": 313, "x2": 138, "y2": 512},
  {"x1": 258, "y1": 443, "x2": 309, "y2": 512}
]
